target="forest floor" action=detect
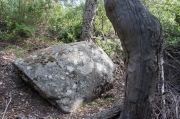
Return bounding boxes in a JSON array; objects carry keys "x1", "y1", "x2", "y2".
[{"x1": 0, "y1": 39, "x2": 125, "y2": 119}]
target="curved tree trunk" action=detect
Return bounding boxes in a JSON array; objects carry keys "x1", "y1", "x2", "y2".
[
  {"x1": 80, "y1": 0, "x2": 97, "y2": 41},
  {"x1": 104, "y1": 0, "x2": 163, "y2": 119}
]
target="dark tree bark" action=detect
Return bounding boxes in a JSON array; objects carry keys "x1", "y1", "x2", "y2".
[
  {"x1": 80, "y1": 0, "x2": 97, "y2": 41},
  {"x1": 85, "y1": 103, "x2": 122, "y2": 119},
  {"x1": 104, "y1": 0, "x2": 163, "y2": 119}
]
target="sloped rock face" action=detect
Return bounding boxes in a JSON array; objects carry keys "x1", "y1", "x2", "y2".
[{"x1": 13, "y1": 41, "x2": 115, "y2": 113}]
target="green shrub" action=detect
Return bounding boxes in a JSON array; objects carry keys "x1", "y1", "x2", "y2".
[
  {"x1": 47, "y1": 2, "x2": 83, "y2": 43},
  {"x1": 142, "y1": 0, "x2": 180, "y2": 46},
  {"x1": 14, "y1": 24, "x2": 36, "y2": 37},
  {"x1": 0, "y1": 0, "x2": 52, "y2": 40},
  {"x1": 95, "y1": 39, "x2": 123, "y2": 58},
  {"x1": 94, "y1": 0, "x2": 114, "y2": 35}
]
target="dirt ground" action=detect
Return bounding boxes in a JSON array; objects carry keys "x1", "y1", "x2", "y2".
[{"x1": 0, "y1": 40, "x2": 125, "y2": 119}]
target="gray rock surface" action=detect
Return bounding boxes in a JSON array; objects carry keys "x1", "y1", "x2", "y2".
[{"x1": 13, "y1": 41, "x2": 115, "y2": 113}]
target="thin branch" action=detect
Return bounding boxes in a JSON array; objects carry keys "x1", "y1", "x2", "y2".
[
  {"x1": 2, "y1": 96, "x2": 12, "y2": 119},
  {"x1": 161, "y1": 57, "x2": 166, "y2": 119},
  {"x1": 164, "y1": 50, "x2": 180, "y2": 66},
  {"x1": 164, "y1": 62, "x2": 180, "y2": 72}
]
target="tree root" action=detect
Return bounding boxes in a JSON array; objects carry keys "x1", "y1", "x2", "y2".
[{"x1": 84, "y1": 103, "x2": 122, "y2": 119}]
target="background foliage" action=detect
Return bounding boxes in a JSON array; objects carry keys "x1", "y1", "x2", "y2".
[
  {"x1": 143, "y1": 0, "x2": 180, "y2": 47},
  {"x1": 0, "y1": 0, "x2": 179, "y2": 47},
  {"x1": 0, "y1": 0, "x2": 84, "y2": 42},
  {"x1": 94, "y1": 0, "x2": 114, "y2": 35}
]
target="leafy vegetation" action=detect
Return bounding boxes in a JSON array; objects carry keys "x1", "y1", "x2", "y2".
[
  {"x1": 47, "y1": 2, "x2": 84, "y2": 42},
  {"x1": 94, "y1": 0, "x2": 114, "y2": 35},
  {"x1": 0, "y1": 0, "x2": 180, "y2": 50},
  {"x1": 0, "y1": 0, "x2": 84, "y2": 42},
  {"x1": 95, "y1": 39, "x2": 122, "y2": 58},
  {"x1": 143, "y1": 0, "x2": 180, "y2": 47}
]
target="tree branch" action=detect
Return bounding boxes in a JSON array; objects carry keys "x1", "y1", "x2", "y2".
[{"x1": 2, "y1": 95, "x2": 12, "y2": 119}]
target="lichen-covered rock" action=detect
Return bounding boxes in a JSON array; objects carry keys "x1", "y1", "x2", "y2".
[{"x1": 13, "y1": 41, "x2": 115, "y2": 113}]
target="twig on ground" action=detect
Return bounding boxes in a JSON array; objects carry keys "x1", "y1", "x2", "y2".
[
  {"x1": 66, "y1": 112, "x2": 72, "y2": 119},
  {"x1": 2, "y1": 95, "x2": 12, "y2": 119}
]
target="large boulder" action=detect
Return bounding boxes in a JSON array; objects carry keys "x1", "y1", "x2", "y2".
[{"x1": 13, "y1": 41, "x2": 115, "y2": 113}]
